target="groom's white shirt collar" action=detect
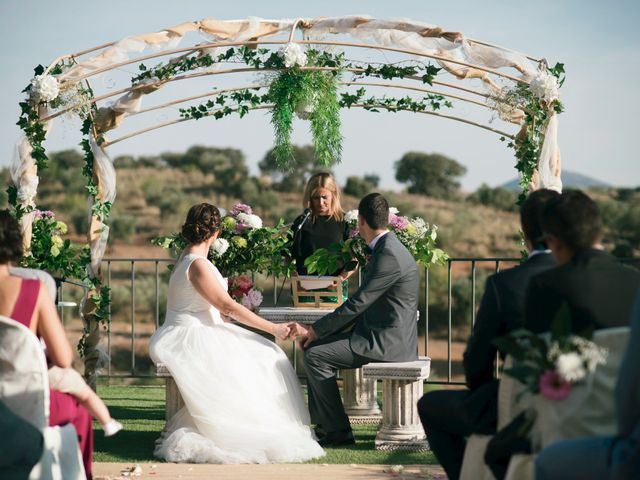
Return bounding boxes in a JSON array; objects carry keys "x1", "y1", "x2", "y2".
[{"x1": 369, "y1": 230, "x2": 389, "y2": 251}]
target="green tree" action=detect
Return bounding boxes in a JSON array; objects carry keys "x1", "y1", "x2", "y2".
[
  {"x1": 344, "y1": 175, "x2": 376, "y2": 198},
  {"x1": 395, "y1": 152, "x2": 467, "y2": 199},
  {"x1": 259, "y1": 144, "x2": 328, "y2": 192},
  {"x1": 467, "y1": 184, "x2": 518, "y2": 211},
  {"x1": 162, "y1": 146, "x2": 248, "y2": 197}
]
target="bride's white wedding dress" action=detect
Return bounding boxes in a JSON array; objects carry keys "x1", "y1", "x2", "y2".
[{"x1": 149, "y1": 253, "x2": 324, "y2": 463}]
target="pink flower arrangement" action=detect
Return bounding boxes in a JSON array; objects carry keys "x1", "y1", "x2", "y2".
[
  {"x1": 388, "y1": 213, "x2": 409, "y2": 230},
  {"x1": 228, "y1": 275, "x2": 263, "y2": 311},
  {"x1": 241, "y1": 288, "x2": 263, "y2": 311},
  {"x1": 230, "y1": 203, "x2": 253, "y2": 216},
  {"x1": 33, "y1": 209, "x2": 55, "y2": 219},
  {"x1": 538, "y1": 370, "x2": 572, "y2": 401}
]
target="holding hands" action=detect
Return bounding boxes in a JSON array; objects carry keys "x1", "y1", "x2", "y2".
[{"x1": 286, "y1": 322, "x2": 318, "y2": 348}]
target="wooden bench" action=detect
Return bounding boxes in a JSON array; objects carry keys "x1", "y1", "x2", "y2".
[
  {"x1": 362, "y1": 357, "x2": 431, "y2": 451},
  {"x1": 156, "y1": 363, "x2": 184, "y2": 422}
]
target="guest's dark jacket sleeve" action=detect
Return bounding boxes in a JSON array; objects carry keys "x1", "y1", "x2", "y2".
[
  {"x1": 464, "y1": 275, "x2": 503, "y2": 390},
  {"x1": 312, "y1": 247, "x2": 400, "y2": 338}
]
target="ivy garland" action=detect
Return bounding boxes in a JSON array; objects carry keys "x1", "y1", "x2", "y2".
[
  {"x1": 11, "y1": 63, "x2": 111, "y2": 356},
  {"x1": 499, "y1": 62, "x2": 566, "y2": 203},
  {"x1": 150, "y1": 46, "x2": 448, "y2": 169}
]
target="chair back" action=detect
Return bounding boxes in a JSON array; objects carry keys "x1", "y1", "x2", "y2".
[
  {"x1": 0, "y1": 315, "x2": 49, "y2": 430},
  {"x1": 532, "y1": 326, "x2": 630, "y2": 448},
  {"x1": 9, "y1": 267, "x2": 57, "y2": 302}
]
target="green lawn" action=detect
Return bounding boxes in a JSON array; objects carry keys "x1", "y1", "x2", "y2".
[{"x1": 94, "y1": 385, "x2": 438, "y2": 465}]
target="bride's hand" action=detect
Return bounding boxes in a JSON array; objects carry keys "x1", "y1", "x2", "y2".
[{"x1": 272, "y1": 324, "x2": 290, "y2": 340}]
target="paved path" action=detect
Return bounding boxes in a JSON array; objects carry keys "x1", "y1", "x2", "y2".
[{"x1": 94, "y1": 462, "x2": 446, "y2": 479}]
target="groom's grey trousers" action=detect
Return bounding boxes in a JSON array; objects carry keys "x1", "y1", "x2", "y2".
[
  {"x1": 304, "y1": 233, "x2": 420, "y2": 434},
  {"x1": 303, "y1": 332, "x2": 369, "y2": 433}
]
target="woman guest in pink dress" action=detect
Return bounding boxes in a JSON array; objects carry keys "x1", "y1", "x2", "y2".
[{"x1": 0, "y1": 210, "x2": 93, "y2": 479}]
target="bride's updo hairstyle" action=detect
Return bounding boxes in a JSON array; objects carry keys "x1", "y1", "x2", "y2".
[{"x1": 181, "y1": 203, "x2": 221, "y2": 244}]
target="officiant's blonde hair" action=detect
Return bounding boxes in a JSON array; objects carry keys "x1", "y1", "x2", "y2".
[{"x1": 303, "y1": 172, "x2": 344, "y2": 222}]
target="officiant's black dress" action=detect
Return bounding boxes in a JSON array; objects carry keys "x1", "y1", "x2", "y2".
[{"x1": 290, "y1": 214, "x2": 350, "y2": 275}]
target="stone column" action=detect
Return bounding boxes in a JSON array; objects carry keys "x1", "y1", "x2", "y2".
[
  {"x1": 341, "y1": 368, "x2": 381, "y2": 423},
  {"x1": 375, "y1": 378, "x2": 428, "y2": 450},
  {"x1": 362, "y1": 358, "x2": 431, "y2": 451}
]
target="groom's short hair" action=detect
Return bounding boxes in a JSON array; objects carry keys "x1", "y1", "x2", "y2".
[{"x1": 359, "y1": 193, "x2": 389, "y2": 229}]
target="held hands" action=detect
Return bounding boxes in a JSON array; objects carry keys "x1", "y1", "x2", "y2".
[
  {"x1": 285, "y1": 322, "x2": 318, "y2": 348},
  {"x1": 272, "y1": 324, "x2": 291, "y2": 341}
]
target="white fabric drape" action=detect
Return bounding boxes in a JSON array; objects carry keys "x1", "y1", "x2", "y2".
[{"x1": 88, "y1": 134, "x2": 116, "y2": 278}]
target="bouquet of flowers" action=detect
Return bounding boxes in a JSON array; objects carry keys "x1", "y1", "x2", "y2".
[
  {"x1": 227, "y1": 275, "x2": 263, "y2": 311},
  {"x1": 304, "y1": 207, "x2": 448, "y2": 275},
  {"x1": 153, "y1": 202, "x2": 294, "y2": 279},
  {"x1": 495, "y1": 305, "x2": 608, "y2": 401},
  {"x1": 22, "y1": 209, "x2": 88, "y2": 280}
]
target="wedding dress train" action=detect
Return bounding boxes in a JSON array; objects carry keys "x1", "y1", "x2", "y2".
[{"x1": 149, "y1": 253, "x2": 324, "y2": 463}]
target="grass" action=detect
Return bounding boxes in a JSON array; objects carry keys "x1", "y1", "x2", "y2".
[{"x1": 94, "y1": 385, "x2": 438, "y2": 465}]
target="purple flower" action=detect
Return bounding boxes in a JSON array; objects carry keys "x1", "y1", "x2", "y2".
[
  {"x1": 349, "y1": 227, "x2": 359, "y2": 238},
  {"x1": 539, "y1": 370, "x2": 572, "y2": 401},
  {"x1": 34, "y1": 209, "x2": 54, "y2": 219},
  {"x1": 388, "y1": 214, "x2": 408, "y2": 230},
  {"x1": 241, "y1": 288, "x2": 263, "y2": 311},
  {"x1": 231, "y1": 203, "x2": 253, "y2": 216}
]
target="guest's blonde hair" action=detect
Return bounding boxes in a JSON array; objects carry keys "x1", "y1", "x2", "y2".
[{"x1": 302, "y1": 172, "x2": 344, "y2": 221}]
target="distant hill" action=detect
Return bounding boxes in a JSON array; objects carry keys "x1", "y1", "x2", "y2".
[{"x1": 501, "y1": 170, "x2": 610, "y2": 190}]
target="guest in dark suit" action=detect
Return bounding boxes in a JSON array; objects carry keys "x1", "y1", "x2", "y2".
[
  {"x1": 289, "y1": 193, "x2": 420, "y2": 447},
  {"x1": 485, "y1": 190, "x2": 640, "y2": 480},
  {"x1": 535, "y1": 293, "x2": 640, "y2": 480},
  {"x1": 416, "y1": 189, "x2": 559, "y2": 480},
  {"x1": 525, "y1": 189, "x2": 640, "y2": 334}
]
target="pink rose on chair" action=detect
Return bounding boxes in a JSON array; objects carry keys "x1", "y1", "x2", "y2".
[{"x1": 538, "y1": 370, "x2": 572, "y2": 401}]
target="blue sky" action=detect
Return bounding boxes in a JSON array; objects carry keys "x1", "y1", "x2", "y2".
[{"x1": 1, "y1": 0, "x2": 638, "y2": 191}]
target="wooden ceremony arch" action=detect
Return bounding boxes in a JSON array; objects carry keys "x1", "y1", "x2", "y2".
[{"x1": 11, "y1": 16, "x2": 564, "y2": 384}]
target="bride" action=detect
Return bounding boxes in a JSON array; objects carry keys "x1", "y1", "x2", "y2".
[{"x1": 149, "y1": 203, "x2": 324, "y2": 463}]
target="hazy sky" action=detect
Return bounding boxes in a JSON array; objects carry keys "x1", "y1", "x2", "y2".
[{"x1": 1, "y1": 0, "x2": 639, "y2": 191}]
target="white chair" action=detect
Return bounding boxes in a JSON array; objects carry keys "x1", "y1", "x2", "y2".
[
  {"x1": 0, "y1": 315, "x2": 85, "y2": 480},
  {"x1": 9, "y1": 267, "x2": 57, "y2": 300},
  {"x1": 460, "y1": 327, "x2": 631, "y2": 480}
]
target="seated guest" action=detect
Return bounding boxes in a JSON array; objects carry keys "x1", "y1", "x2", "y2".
[
  {"x1": 485, "y1": 190, "x2": 640, "y2": 479},
  {"x1": 417, "y1": 189, "x2": 559, "y2": 480},
  {"x1": 525, "y1": 189, "x2": 640, "y2": 333},
  {"x1": 0, "y1": 210, "x2": 94, "y2": 479},
  {"x1": 535, "y1": 293, "x2": 640, "y2": 480}
]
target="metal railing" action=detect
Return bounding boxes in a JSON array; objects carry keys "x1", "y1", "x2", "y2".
[{"x1": 56, "y1": 256, "x2": 637, "y2": 385}]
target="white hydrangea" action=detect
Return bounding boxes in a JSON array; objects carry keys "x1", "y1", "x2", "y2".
[
  {"x1": 389, "y1": 207, "x2": 399, "y2": 215},
  {"x1": 280, "y1": 42, "x2": 307, "y2": 68},
  {"x1": 345, "y1": 209, "x2": 359, "y2": 223},
  {"x1": 556, "y1": 352, "x2": 586, "y2": 382},
  {"x1": 211, "y1": 238, "x2": 229, "y2": 257},
  {"x1": 410, "y1": 217, "x2": 428, "y2": 237},
  {"x1": 30, "y1": 74, "x2": 60, "y2": 102},
  {"x1": 237, "y1": 212, "x2": 262, "y2": 229},
  {"x1": 529, "y1": 71, "x2": 560, "y2": 103}
]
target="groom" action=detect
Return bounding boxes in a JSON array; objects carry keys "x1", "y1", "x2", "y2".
[{"x1": 289, "y1": 193, "x2": 420, "y2": 447}]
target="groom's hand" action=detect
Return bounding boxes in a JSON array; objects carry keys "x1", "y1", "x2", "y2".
[
  {"x1": 300, "y1": 326, "x2": 318, "y2": 349},
  {"x1": 285, "y1": 322, "x2": 306, "y2": 339}
]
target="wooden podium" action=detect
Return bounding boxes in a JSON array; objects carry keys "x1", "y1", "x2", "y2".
[{"x1": 291, "y1": 275, "x2": 344, "y2": 308}]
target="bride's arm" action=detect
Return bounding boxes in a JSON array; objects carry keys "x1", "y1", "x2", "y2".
[{"x1": 189, "y1": 259, "x2": 289, "y2": 339}]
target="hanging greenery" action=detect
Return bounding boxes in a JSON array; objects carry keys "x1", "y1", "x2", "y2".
[{"x1": 497, "y1": 62, "x2": 565, "y2": 203}]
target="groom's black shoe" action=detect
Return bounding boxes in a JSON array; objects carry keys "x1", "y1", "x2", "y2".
[{"x1": 318, "y1": 429, "x2": 355, "y2": 447}]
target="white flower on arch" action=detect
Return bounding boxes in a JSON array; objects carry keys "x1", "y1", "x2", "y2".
[
  {"x1": 280, "y1": 43, "x2": 308, "y2": 68},
  {"x1": 30, "y1": 74, "x2": 60, "y2": 103}
]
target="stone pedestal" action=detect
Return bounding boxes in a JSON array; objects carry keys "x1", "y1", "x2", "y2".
[
  {"x1": 341, "y1": 367, "x2": 381, "y2": 423},
  {"x1": 363, "y1": 358, "x2": 431, "y2": 451}
]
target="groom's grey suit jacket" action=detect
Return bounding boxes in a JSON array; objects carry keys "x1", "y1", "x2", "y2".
[{"x1": 312, "y1": 231, "x2": 419, "y2": 362}]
